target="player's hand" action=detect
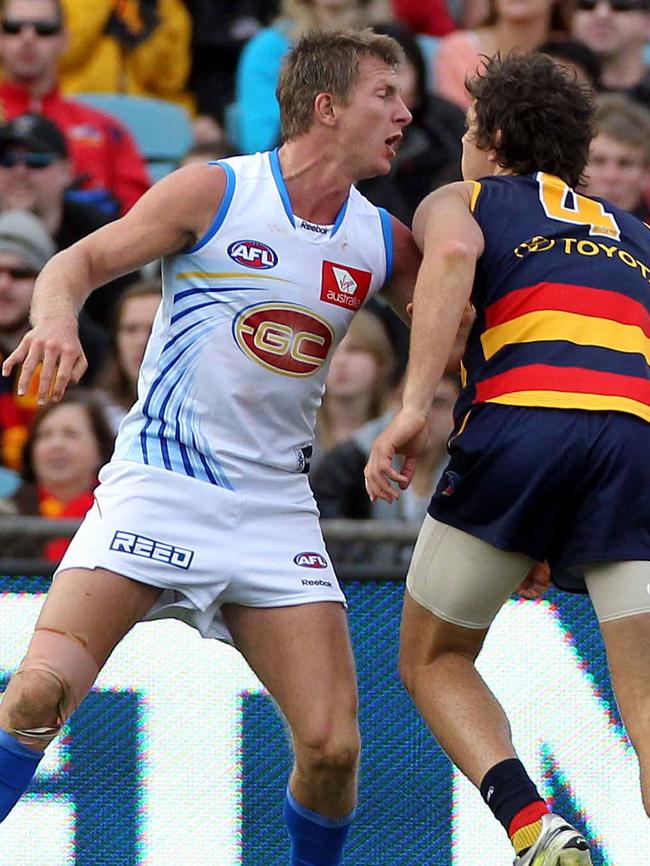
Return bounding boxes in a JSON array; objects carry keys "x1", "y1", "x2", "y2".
[
  {"x1": 517, "y1": 561, "x2": 551, "y2": 600},
  {"x1": 2, "y1": 318, "x2": 87, "y2": 404},
  {"x1": 364, "y1": 407, "x2": 429, "y2": 503}
]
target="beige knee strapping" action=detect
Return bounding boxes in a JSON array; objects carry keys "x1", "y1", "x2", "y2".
[{"x1": 11, "y1": 628, "x2": 100, "y2": 741}]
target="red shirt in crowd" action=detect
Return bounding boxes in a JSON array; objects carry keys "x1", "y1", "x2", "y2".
[
  {"x1": 0, "y1": 80, "x2": 150, "y2": 214},
  {"x1": 392, "y1": 0, "x2": 456, "y2": 36}
]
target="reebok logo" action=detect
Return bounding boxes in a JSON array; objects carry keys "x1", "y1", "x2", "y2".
[
  {"x1": 300, "y1": 219, "x2": 328, "y2": 235},
  {"x1": 320, "y1": 260, "x2": 371, "y2": 311},
  {"x1": 301, "y1": 578, "x2": 333, "y2": 587}
]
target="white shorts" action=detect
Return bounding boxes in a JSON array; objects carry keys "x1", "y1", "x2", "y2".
[{"x1": 55, "y1": 460, "x2": 346, "y2": 643}]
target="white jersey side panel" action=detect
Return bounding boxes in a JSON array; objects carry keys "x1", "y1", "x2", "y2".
[{"x1": 113, "y1": 150, "x2": 393, "y2": 488}]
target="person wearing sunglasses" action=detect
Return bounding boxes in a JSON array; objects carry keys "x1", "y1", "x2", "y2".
[
  {"x1": 0, "y1": 112, "x2": 139, "y2": 327},
  {"x1": 0, "y1": 0, "x2": 150, "y2": 216},
  {"x1": 571, "y1": 0, "x2": 650, "y2": 108}
]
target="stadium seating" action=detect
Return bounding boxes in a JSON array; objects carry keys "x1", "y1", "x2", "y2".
[{"x1": 74, "y1": 93, "x2": 193, "y2": 182}]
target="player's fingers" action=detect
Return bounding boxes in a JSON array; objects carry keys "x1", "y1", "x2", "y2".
[
  {"x1": 50, "y1": 348, "x2": 84, "y2": 401},
  {"x1": 15, "y1": 341, "x2": 44, "y2": 396},
  {"x1": 398, "y1": 456, "x2": 417, "y2": 489},
  {"x1": 69, "y1": 352, "x2": 88, "y2": 384},
  {"x1": 37, "y1": 345, "x2": 60, "y2": 404},
  {"x1": 2, "y1": 340, "x2": 30, "y2": 378}
]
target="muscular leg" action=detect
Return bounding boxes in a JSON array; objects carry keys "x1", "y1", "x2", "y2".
[
  {"x1": 0, "y1": 566, "x2": 161, "y2": 821},
  {"x1": 585, "y1": 561, "x2": 650, "y2": 817},
  {"x1": 222, "y1": 600, "x2": 359, "y2": 819},
  {"x1": 1, "y1": 567, "x2": 162, "y2": 743},
  {"x1": 399, "y1": 592, "x2": 515, "y2": 786},
  {"x1": 397, "y1": 519, "x2": 594, "y2": 862}
]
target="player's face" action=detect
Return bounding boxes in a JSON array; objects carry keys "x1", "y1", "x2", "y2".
[
  {"x1": 32, "y1": 403, "x2": 102, "y2": 492},
  {"x1": 116, "y1": 293, "x2": 160, "y2": 384},
  {"x1": 0, "y1": 0, "x2": 65, "y2": 83},
  {"x1": 0, "y1": 251, "x2": 36, "y2": 332},
  {"x1": 571, "y1": 0, "x2": 650, "y2": 59},
  {"x1": 336, "y1": 57, "x2": 412, "y2": 179},
  {"x1": 461, "y1": 106, "x2": 492, "y2": 181},
  {"x1": 584, "y1": 132, "x2": 648, "y2": 211}
]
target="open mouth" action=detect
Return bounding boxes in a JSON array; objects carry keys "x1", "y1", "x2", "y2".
[{"x1": 385, "y1": 133, "x2": 402, "y2": 157}]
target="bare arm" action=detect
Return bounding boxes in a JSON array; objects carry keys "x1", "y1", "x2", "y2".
[
  {"x1": 379, "y1": 215, "x2": 421, "y2": 324},
  {"x1": 3, "y1": 163, "x2": 227, "y2": 402},
  {"x1": 364, "y1": 182, "x2": 484, "y2": 502},
  {"x1": 401, "y1": 182, "x2": 484, "y2": 417}
]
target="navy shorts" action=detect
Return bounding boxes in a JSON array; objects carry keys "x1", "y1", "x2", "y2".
[{"x1": 429, "y1": 404, "x2": 650, "y2": 589}]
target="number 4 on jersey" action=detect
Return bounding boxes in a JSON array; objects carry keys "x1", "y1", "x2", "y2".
[{"x1": 536, "y1": 171, "x2": 621, "y2": 240}]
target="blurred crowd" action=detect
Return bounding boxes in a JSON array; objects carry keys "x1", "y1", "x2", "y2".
[{"x1": 1, "y1": 0, "x2": 650, "y2": 562}]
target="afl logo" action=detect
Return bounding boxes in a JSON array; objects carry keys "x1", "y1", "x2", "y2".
[
  {"x1": 294, "y1": 551, "x2": 328, "y2": 569},
  {"x1": 234, "y1": 302, "x2": 334, "y2": 377},
  {"x1": 227, "y1": 239, "x2": 278, "y2": 269}
]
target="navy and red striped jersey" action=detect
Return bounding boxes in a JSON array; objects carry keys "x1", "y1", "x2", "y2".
[{"x1": 456, "y1": 172, "x2": 650, "y2": 427}]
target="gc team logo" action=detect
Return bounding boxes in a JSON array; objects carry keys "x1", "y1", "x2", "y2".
[
  {"x1": 227, "y1": 239, "x2": 278, "y2": 269},
  {"x1": 233, "y1": 302, "x2": 334, "y2": 377}
]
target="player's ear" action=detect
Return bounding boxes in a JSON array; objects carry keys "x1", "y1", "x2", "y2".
[{"x1": 314, "y1": 92, "x2": 338, "y2": 127}]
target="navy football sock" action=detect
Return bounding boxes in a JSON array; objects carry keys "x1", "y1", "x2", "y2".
[
  {"x1": 0, "y1": 729, "x2": 44, "y2": 822},
  {"x1": 283, "y1": 788, "x2": 354, "y2": 866}
]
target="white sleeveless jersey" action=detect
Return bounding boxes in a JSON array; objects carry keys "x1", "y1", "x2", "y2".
[{"x1": 113, "y1": 150, "x2": 394, "y2": 489}]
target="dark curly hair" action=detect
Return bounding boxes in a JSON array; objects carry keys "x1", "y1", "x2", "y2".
[{"x1": 466, "y1": 53, "x2": 595, "y2": 189}]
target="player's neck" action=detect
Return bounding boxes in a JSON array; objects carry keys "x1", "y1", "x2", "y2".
[{"x1": 277, "y1": 142, "x2": 353, "y2": 226}]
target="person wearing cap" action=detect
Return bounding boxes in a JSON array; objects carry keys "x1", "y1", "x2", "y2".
[
  {"x1": 0, "y1": 209, "x2": 107, "y2": 470},
  {"x1": 0, "y1": 113, "x2": 139, "y2": 325},
  {"x1": 0, "y1": 0, "x2": 150, "y2": 215},
  {"x1": 571, "y1": 0, "x2": 650, "y2": 109}
]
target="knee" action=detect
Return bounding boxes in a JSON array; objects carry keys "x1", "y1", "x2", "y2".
[
  {"x1": 1, "y1": 670, "x2": 64, "y2": 731},
  {"x1": 295, "y1": 726, "x2": 360, "y2": 780},
  {"x1": 399, "y1": 644, "x2": 478, "y2": 700}
]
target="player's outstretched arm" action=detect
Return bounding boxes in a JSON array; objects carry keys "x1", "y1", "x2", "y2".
[
  {"x1": 365, "y1": 182, "x2": 484, "y2": 503},
  {"x1": 2, "y1": 164, "x2": 227, "y2": 404}
]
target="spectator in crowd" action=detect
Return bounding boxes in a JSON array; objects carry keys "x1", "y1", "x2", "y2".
[
  {"x1": 187, "y1": 0, "x2": 274, "y2": 124},
  {"x1": 391, "y1": 0, "x2": 457, "y2": 35},
  {"x1": 0, "y1": 210, "x2": 108, "y2": 472},
  {"x1": 177, "y1": 138, "x2": 236, "y2": 169},
  {"x1": 315, "y1": 308, "x2": 395, "y2": 460},
  {"x1": 0, "y1": 0, "x2": 150, "y2": 215},
  {"x1": 235, "y1": 0, "x2": 363, "y2": 154},
  {"x1": 538, "y1": 37, "x2": 602, "y2": 88},
  {"x1": 571, "y1": 0, "x2": 650, "y2": 108},
  {"x1": 358, "y1": 21, "x2": 465, "y2": 224},
  {"x1": 313, "y1": 373, "x2": 458, "y2": 521},
  {"x1": 2, "y1": 388, "x2": 114, "y2": 561},
  {"x1": 96, "y1": 280, "x2": 161, "y2": 432},
  {"x1": 0, "y1": 114, "x2": 110, "y2": 246},
  {"x1": 582, "y1": 92, "x2": 650, "y2": 221},
  {"x1": 58, "y1": 0, "x2": 194, "y2": 112},
  {"x1": 434, "y1": 0, "x2": 570, "y2": 109},
  {"x1": 0, "y1": 113, "x2": 140, "y2": 326}
]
